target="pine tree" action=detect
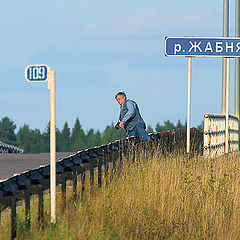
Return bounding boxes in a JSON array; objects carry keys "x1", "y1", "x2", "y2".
[
  {"x1": 155, "y1": 120, "x2": 176, "y2": 132},
  {"x1": 41, "y1": 122, "x2": 50, "y2": 152},
  {"x1": 85, "y1": 129, "x2": 102, "y2": 149},
  {"x1": 176, "y1": 119, "x2": 184, "y2": 129},
  {"x1": 94, "y1": 130, "x2": 102, "y2": 147},
  {"x1": 17, "y1": 124, "x2": 31, "y2": 152},
  {"x1": 60, "y1": 122, "x2": 70, "y2": 152},
  {"x1": 71, "y1": 118, "x2": 86, "y2": 151},
  {"x1": 56, "y1": 128, "x2": 61, "y2": 152},
  {"x1": 29, "y1": 129, "x2": 42, "y2": 153},
  {"x1": 0, "y1": 117, "x2": 17, "y2": 144}
]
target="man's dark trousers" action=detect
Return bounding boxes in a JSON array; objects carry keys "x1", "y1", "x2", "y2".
[{"x1": 128, "y1": 122, "x2": 149, "y2": 142}]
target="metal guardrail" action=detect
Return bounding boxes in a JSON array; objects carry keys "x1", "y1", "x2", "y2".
[
  {"x1": 203, "y1": 113, "x2": 239, "y2": 158},
  {"x1": 0, "y1": 128, "x2": 203, "y2": 240},
  {"x1": 0, "y1": 141, "x2": 24, "y2": 154}
]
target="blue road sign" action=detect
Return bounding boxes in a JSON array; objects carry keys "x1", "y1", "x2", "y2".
[
  {"x1": 25, "y1": 65, "x2": 49, "y2": 82},
  {"x1": 165, "y1": 37, "x2": 240, "y2": 57}
]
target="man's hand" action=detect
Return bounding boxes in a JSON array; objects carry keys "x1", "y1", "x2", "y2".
[{"x1": 119, "y1": 121, "x2": 124, "y2": 128}]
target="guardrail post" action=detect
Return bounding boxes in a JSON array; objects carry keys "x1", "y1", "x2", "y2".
[
  {"x1": 61, "y1": 174, "x2": 66, "y2": 209},
  {"x1": 97, "y1": 159, "x2": 102, "y2": 187},
  {"x1": 81, "y1": 172, "x2": 86, "y2": 198},
  {"x1": 90, "y1": 164, "x2": 94, "y2": 190},
  {"x1": 103, "y1": 156, "x2": 109, "y2": 185},
  {"x1": 148, "y1": 140, "x2": 154, "y2": 159},
  {"x1": 128, "y1": 139, "x2": 133, "y2": 163},
  {"x1": 132, "y1": 143, "x2": 136, "y2": 163},
  {"x1": 119, "y1": 140, "x2": 123, "y2": 162},
  {"x1": 162, "y1": 132, "x2": 169, "y2": 155},
  {"x1": 11, "y1": 197, "x2": 17, "y2": 240},
  {"x1": 24, "y1": 191, "x2": 31, "y2": 230},
  {"x1": 108, "y1": 145, "x2": 114, "y2": 171},
  {"x1": 73, "y1": 169, "x2": 78, "y2": 199},
  {"x1": 38, "y1": 187, "x2": 43, "y2": 225},
  {"x1": 112, "y1": 154, "x2": 116, "y2": 170},
  {"x1": 118, "y1": 139, "x2": 125, "y2": 174}
]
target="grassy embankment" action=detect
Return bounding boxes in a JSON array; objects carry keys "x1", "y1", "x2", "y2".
[{"x1": 1, "y1": 148, "x2": 240, "y2": 240}]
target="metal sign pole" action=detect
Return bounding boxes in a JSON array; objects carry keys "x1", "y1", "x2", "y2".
[
  {"x1": 222, "y1": 0, "x2": 229, "y2": 114},
  {"x1": 225, "y1": 58, "x2": 230, "y2": 153},
  {"x1": 236, "y1": 0, "x2": 240, "y2": 151},
  {"x1": 187, "y1": 57, "x2": 192, "y2": 153},
  {"x1": 235, "y1": 0, "x2": 240, "y2": 118},
  {"x1": 48, "y1": 71, "x2": 56, "y2": 223}
]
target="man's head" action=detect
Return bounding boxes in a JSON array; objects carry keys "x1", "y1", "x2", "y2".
[{"x1": 115, "y1": 92, "x2": 126, "y2": 105}]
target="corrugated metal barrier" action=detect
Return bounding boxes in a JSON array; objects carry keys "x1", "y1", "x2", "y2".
[
  {"x1": 204, "y1": 113, "x2": 239, "y2": 158},
  {"x1": 0, "y1": 142, "x2": 23, "y2": 154}
]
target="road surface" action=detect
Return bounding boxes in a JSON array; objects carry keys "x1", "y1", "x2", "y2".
[{"x1": 0, "y1": 152, "x2": 75, "y2": 181}]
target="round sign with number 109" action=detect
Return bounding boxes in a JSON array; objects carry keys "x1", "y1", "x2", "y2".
[{"x1": 25, "y1": 65, "x2": 49, "y2": 82}]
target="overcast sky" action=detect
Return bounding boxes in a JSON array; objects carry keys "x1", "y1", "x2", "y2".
[{"x1": 0, "y1": 1, "x2": 238, "y2": 132}]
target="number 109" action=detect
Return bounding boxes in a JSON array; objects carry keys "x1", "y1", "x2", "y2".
[{"x1": 27, "y1": 66, "x2": 47, "y2": 81}]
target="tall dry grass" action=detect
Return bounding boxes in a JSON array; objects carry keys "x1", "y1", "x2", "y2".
[{"x1": 1, "y1": 147, "x2": 240, "y2": 239}]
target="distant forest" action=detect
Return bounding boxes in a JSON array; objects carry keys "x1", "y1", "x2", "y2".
[{"x1": 0, "y1": 117, "x2": 203, "y2": 153}]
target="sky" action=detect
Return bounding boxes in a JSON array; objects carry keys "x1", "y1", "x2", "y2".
[{"x1": 0, "y1": 1, "x2": 238, "y2": 133}]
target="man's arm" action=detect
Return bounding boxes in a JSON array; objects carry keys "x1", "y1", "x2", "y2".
[{"x1": 121, "y1": 101, "x2": 136, "y2": 123}]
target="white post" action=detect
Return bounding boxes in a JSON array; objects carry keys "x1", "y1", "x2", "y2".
[
  {"x1": 225, "y1": 58, "x2": 230, "y2": 154},
  {"x1": 222, "y1": 0, "x2": 229, "y2": 114},
  {"x1": 48, "y1": 71, "x2": 56, "y2": 223},
  {"x1": 187, "y1": 57, "x2": 192, "y2": 153}
]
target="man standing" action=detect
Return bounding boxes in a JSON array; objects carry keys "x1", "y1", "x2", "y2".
[{"x1": 115, "y1": 92, "x2": 149, "y2": 142}]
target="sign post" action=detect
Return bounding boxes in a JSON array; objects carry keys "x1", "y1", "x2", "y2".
[
  {"x1": 48, "y1": 71, "x2": 56, "y2": 223},
  {"x1": 165, "y1": 37, "x2": 240, "y2": 154},
  {"x1": 225, "y1": 58, "x2": 230, "y2": 153},
  {"x1": 222, "y1": 0, "x2": 229, "y2": 115},
  {"x1": 25, "y1": 64, "x2": 56, "y2": 223},
  {"x1": 187, "y1": 57, "x2": 192, "y2": 153}
]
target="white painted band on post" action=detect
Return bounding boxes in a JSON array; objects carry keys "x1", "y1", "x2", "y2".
[{"x1": 187, "y1": 57, "x2": 191, "y2": 153}]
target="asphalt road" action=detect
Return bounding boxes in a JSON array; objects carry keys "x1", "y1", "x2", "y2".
[{"x1": 0, "y1": 152, "x2": 75, "y2": 181}]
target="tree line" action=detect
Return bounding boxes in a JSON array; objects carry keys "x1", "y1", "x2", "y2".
[{"x1": 0, "y1": 117, "x2": 203, "y2": 153}]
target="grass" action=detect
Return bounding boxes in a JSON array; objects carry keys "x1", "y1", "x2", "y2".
[{"x1": 1, "y1": 147, "x2": 240, "y2": 239}]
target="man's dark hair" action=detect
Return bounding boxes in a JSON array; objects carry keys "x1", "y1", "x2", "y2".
[{"x1": 115, "y1": 92, "x2": 126, "y2": 99}]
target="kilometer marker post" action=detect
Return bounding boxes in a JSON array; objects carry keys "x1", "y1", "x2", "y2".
[
  {"x1": 25, "y1": 64, "x2": 56, "y2": 223},
  {"x1": 48, "y1": 70, "x2": 56, "y2": 223}
]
